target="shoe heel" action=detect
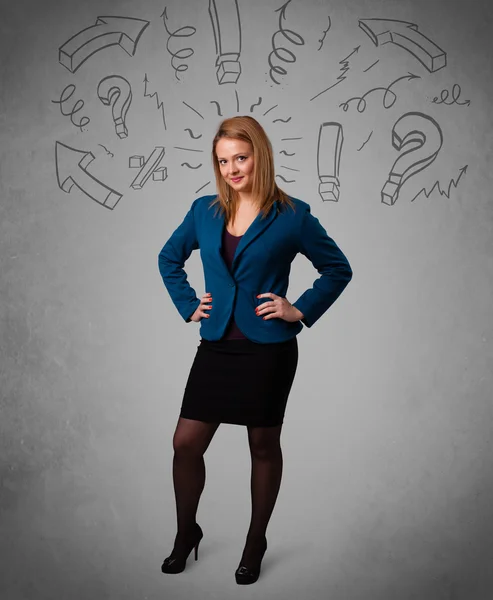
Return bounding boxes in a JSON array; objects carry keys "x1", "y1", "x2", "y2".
[{"x1": 194, "y1": 538, "x2": 201, "y2": 561}]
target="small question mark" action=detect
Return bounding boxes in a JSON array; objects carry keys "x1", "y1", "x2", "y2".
[
  {"x1": 382, "y1": 111, "x2": 443, "y2": 205},
  {"x1": 97, "y1": 75, "x2": 132, "y2": 139}
]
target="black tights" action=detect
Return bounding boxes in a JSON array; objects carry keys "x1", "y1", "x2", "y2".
[{"x1": 171, "y1": 416, "x2": 283, "y2": 565}]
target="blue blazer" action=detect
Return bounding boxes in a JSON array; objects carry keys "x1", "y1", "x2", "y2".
[{"x1": 158, "y1": 194, "x2": 352, "y2": 344}]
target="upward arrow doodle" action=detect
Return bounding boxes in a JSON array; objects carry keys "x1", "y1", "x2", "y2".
[{"x1": 359, "y1": 18, "x2": 446, "y2": 73}]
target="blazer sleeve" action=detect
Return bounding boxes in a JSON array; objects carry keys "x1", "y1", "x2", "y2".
[
  {"x1": 291, "y1": 206, "x2": 353, "y2": 328},
  {"x1": 158, "y1": 199, "x2": 202, "y2": 323}
]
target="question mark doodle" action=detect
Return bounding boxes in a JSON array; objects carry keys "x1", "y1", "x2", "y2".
[
  {"x1": 97, "y1": 75, "x2": 132, "y2": 139},
  {"x1": 381, "y1": 112, "x2": 443, "y2": 206},
  {"x1": 317, "y1": 122, "x2": 344, "y2": 202}
]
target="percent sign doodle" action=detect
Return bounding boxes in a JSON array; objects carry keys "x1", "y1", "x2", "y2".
[
  {"x1": 381, "y1": 112, "x2": 443, "y2": 206},
  {"x1": 129, "y1": 147, "x2": 167, "y2": 189},
  {"x1": 209, "y1": 0, "x2": 242, "y2": 84},
  {"x1": 317, "y1": 122, "x2": 343, "y2": 202},
  {"x1": 97, "y1": 76, "x2": 132, "y2": 138}
]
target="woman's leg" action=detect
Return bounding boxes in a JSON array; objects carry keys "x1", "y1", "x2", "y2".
[
  {"x1": 171, "y1": 416, "x2": 220, "y2": 540},
  {"x1": 241, "y1": 423, "x2": 283, "y2": 566}
]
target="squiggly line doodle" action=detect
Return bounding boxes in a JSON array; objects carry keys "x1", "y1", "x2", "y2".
[
  {"x1": 318, "y1": 16, "x2": 332, "y2": 51},
  {"x1": 181, "y1": 162, "x2": 203, "y2": 169},
  {"x1": 268, "y1": 0, "x2": 305, "y2": 85},
  {"x1": 310, "y1": 45, "x2": 360, "y2": 101},
  {"x1": 59, "y1": 15, "x2": 150, "y2": 73},
  {"x1": 210, "y1": 100, "x2": 223, "y2": 116},
  {"x1": 51, "y1": 84, "x2": 90, "y2": 131},
  {"x1": 411, "y1": 166, "x2": 468, "y2": 202},
  {"x1": 143, "y1": 74, "x2": 167, "y2": 130},
  {"x1": 185, "y1": 128, "x2": 202, "y2": 139},
  {"x1": 209, "y1": 0, "x2": 242, "y2": 84},
  {"x1": 340, "y1": 72, "x2": 420, "y2": 113},
  {"x1": 129, "y1": 147, "x2": 167, "y2": 189},
  {"x1": 55, "y1": 141, "x2": 122, "y2": 209},
  {"x1": 432, "y1": 84, "x2": 470, "y2": 107},
  {"x1": 357, "y1": 131, "x2": 373, "y2": 152},
  {"x1": 98, "y1": 144, "x2": 114, "y2": 157},
  {"x1": 161, "y1": 6, "x2": 196, "y2": 81}
]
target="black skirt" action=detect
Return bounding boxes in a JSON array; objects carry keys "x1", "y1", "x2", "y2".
[{"x1": 180, "y1": 336, "x2": 299, "y2": 427}]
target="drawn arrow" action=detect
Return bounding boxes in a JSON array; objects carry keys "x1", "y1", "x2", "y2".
[
  {"x1": 59, "y1": 16, "x2": 150, "y2": 73},
  {"x1": 358, "y1": 18, "x2": 446, "y2": 73},
  {"x1": 55, "y1": 142, "x2": 122, "y2": 209}
]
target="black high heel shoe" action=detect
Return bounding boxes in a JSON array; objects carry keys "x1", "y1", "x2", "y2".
[
  {"x1": 161, "y1": 523, "x2": 203, "y2": 574},
  {"x1": 235, "y1": 536, "x2": 268, "y2": 585}
]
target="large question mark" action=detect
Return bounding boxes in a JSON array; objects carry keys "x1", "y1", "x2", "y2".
[
  {"x1": 97, "y1": 75, "x2": 132, "y2": 139},
  {"x1": 317, "y1": 122, "x2": 344, "y2": 202},
  {"x1": 382, "y1": 111, "x2": 443, "y2": 205}
]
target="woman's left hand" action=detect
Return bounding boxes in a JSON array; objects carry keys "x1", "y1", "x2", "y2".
[{"x1": 256, "y1": 293, "x2": 304, "y2": 322}]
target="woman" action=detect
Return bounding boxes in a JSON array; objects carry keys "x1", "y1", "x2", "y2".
[{"x1": 157, "y1": 116, "x2": 352, "y2": 584}]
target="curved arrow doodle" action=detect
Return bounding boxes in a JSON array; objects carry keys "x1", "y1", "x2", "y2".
[
  {"x1": 209, "y1": 0, "x2": 242, "y2": 84},
  {"x1": 59, "y1": 15, "x2": 150, "y2": 73},
  {"x1": 340, "y1": 72, "x2": 420, "y2": 113},
  {"x1": 411, "y1": 166, "x2": 468, "y2": 202},
  {"x1": 358, "y1": 18, "x2": 447, "y2": 73},
  {"x1": 97, "y1": 75, "x2": 132, "y2": 138},
  {"x1": 55, "y1": 142, "x2": 122, "y2": 209}
]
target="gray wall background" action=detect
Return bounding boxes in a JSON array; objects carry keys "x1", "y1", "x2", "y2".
[{"x1": 1, "y1": 0, "x2": 492, "y2": 598}]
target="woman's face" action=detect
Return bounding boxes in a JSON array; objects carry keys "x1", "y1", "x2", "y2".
[{"x1": 215, "y1": 137, "x2": 254, "y2": 195}]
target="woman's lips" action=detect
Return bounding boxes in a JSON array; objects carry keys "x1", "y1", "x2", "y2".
[{"x1": 231, "y1": 177, "x2": 243, "y2": 183}]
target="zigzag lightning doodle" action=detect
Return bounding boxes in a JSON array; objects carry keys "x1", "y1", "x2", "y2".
[
  {"x1": 411, "y1": 166, "x2": 468, "y2": 202},
  {"x1": 310, "y1": 45, "x2": 360, "y2": 101},
  {"x1": 143, "y1": 74, "x2": 167, "y2": 129}
]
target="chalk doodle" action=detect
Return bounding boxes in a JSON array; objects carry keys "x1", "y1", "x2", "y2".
[
  {"x1": 181, "y1": 162, "x2": 203, "y2": 169},
  {"x1": 359, "y1": 18, "x2": 446, "y2": 73},
  {"x1": 363, "y1": 59, "x2": 379, "y2": 72},
  {"x1": 310, "y1": 46, "x2": 360, "y2": 102},
  {"x1": 129, "y1": 147, "x2": 167, "y2": 189},
  {"x1": 143, "y1": 74, "x2": 167, "y2": 130},
  {"x1": 317, "y1": 122, "x2": 344, "y2": 202},
  {"x1": 340, "y1": 72, "x2": 420, "y2": 113},
  {"x1": 210, "y1": 100, "x2": 223, "y2": 116},
  {"x1": 183, "y1": 101, "x2": 204, "y2": 119},
  {"x1": 55, "y1": 141, "x2": 122, "y2": 209},
  {"x1": 357, "y1": 131, "x2": 373, "y2": 152},
  {"x1": 381, "y1": 112, "x2": 443, "y2": 206},
  {"x1": 184, "y1": 128, "x2": 202, "y2": 139},
  {"x1": 51, "y1": 84, "x2": 90, "y2": 131},
  {"x1": 196, "y1": 181, "x2": 211, "y2": 194},
  {"x1": 249, "y1": 98, "x2": 262, "y2": 112},
  {"x1": 263, "y1": 104, "x2": 278, "y2": 116},
  {"x1": 59, "y1": 16, "x2": 149, "y2": 73},
  {"x1": 432, "y1": 84, "x2": 470, "y2": 107},
  {"x1": 273, "y1": 116, "x2": 292, "y2": 123},
  {"x1": 411, "y1": 166, "x2": 468, "y2": 202},
  {"x1": 209, "y1": 0, "x2": 242, "y2": 84},
  {"x1": 161, "y1": 6, "x2": 197, "y2": 81},
  {"x1": 318, "y1": 16, "x2": 332, "y2": 51},
  {"x1": 174, "y1": 146, "x2": 203, "y2": 153},
  {"x1": 281, "y1": 165, "x2": 299, "y2": 172},
  {"x1": 280, "y1": 150, "x2": 296, "y2": 156},
  {"x1": 268, "y1": 0, "x2": 305, "y2": 85},
  {"x1": 98, "y1": 144, "x2": 114, "y2": 157},
  {"x1": 276, "y1": 174, "x2": 296, "y2": 183},
  {"x1": 97, "y1": 75, "x2": 132, "y2": 139}
]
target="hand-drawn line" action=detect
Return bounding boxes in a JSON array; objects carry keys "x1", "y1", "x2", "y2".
[
  {"x1": 432, "y1": 84, "x2": 470, "y2": 107},
  {"x1": 310, "y1": 45, "x2": 360, "y2": 101},
  {"x1": 143, "y1": 74, "x2": 167, "y2": 130},
  {"x1": 181, "y1": 162, "x2": 203, "y2": 169},
  {"x1": 268, "y1": 0, "x2": 305, "y2": 85},
  {"x1": 55, "y1": 141, "x2": 122, "y2": 209},
  {"x1": 275, "y1": 174, "x2": 295, "y2": 183},
  {"x1": 281, "y1": 136, "x2": 302, "y2": 140},
  {"x1": 98, "y1": 144, "x2": 114, "y2": 157},
  {"x1": 183, "y1": 101, "x2": 204, "y2": 119},
  {"x1": 59, "y1": 16, "x2": 150, "y2": 73},
  {"x1": 235, "y1": 89, "x2": 240, "y2": 112},
  {"x1": 273, "y1": 116, "x2": 292, "y2": 123},
  {"x1": 318, "y1": 15, "x2": 332, "y2": 51},
  {"x1": 279, "y1": 150, "x2": 295, "y2": 156},
  {"x1": 129, "y1": 147, "x2": 167, "y2": 189},
  {"x1": 381, "y1": 112, "x2": 443, "y2": 206},
  {"x1": 359, "y1": 18, "x2": 446, "y2": 73},
  {"x1": 357, "y1": 131, "x2": 373, "y2": 151},
  {"x1": 97, "y1": 75, "x2": 132, "y2": 139},
  {"x1": 263, "y1": 104, "x2": 278, "y2": 116},
  {"x1": 210, "y1": 100, "x2": 223, "y2": 116},
  {"x1": 51, "y1": 84, "x2": 90, "y2": 131},
  {"x1": 209, "y1": 0, "x2": 242, "y2": 84},
  {"x1": 281, "y1": 165, "x2": 299, "y2": 172},
  {"x1": 411, "y1": 165, "x2": 468, "y2": 202},
  {"x1": 363, "y1": 59, "x2": 379, "y2": 72},
  {"x1": 184, "y1": 128, "x2": 202, "y2": 139},
  {"x1": 196, "y1": 181, "x2": 211, "y2": 194},
  {"x1": 250, "y1": 98, "x2": 262, "y2": 111},
  {"x1": 317, "y1": 122, "x2": 343, "y2": 202},
  {"x1": 340, "y1": 72, "x2": 420, "y2": 113},
  {"x1": 174, "y1": 146, "x2": 204, "y2": 152},
  {"x1": 161, "y1": 6, "x2": 196, "y2": 81}
]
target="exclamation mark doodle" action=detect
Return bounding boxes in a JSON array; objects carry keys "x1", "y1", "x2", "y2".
[
  {"x1": 208, "y1": 0, "x2": 242, "y2": 84},
  {"x1": 317, "y1": 122, "x2": 343, "y2": 202}
]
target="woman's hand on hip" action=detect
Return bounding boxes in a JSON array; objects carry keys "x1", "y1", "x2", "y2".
[
  {"x1": 255, "y1": 293, "x2": 304, "y2": 322},
  {"x1": 190, "y1": 292, "x2": 213, "y2": 322}
]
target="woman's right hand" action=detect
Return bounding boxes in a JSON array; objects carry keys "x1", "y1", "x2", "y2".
[{"x1": 190, "y1": 292, "x2": 212, "y2": 322}]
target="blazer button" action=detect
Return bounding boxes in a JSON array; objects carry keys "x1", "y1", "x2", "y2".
[{"x1": 229, "y1": 282, "x2": 235, "y2": 287}]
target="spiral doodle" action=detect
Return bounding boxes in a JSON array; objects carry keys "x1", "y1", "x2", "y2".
[
  {"x1": 161, "y1": 6, "x2": 197, "y2": 81},
  {"x1": 51, "y1": 84, "x2": 90, "y2": 131},
  {"x1": 268, "y1": 0, "x2": 305, "y2": 85},
  {"x1": 432, "y1": 84, "x2": 470, "y2": 107},
  {"x1": 340, "y1": 73, "x2": 420, "y2": 113}
]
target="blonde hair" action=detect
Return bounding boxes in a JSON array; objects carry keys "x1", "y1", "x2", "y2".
[{"x1": 208, "y1": 115, "x2": 295, "y2": 223}]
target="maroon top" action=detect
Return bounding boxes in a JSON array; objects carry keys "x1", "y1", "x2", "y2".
[{"x1": 220, "y1": 227, "x2": 248, "y2": 340}]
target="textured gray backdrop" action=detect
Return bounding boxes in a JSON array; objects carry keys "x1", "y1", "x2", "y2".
[{"x1": 1, "y1": 0, "x2": 492, "y2": 598}]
